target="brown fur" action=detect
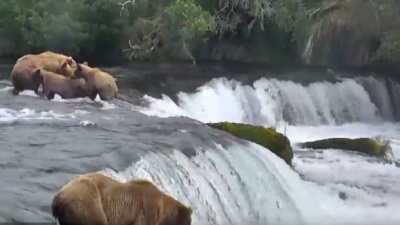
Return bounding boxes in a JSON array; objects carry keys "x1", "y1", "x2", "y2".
[
  {"x1": 10, "y1": 51, "x2": 77, "y2": 95},
  {"x1": 38, "y1": 51, "x2": 78, "y2": 69},
  {"x1": 74, "y1": 63, "x2": 118, "y2": 101},
  {"x1": 52, "y1": 173, "x2": 193, "y2": 225},
  {"x1": 32, "y1": 68, "x2": 88, "y2": 100}
]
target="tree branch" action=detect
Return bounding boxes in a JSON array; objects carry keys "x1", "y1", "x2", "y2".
[{"x1": 118, "y1": 0, "x2": 136, "y2": 16}]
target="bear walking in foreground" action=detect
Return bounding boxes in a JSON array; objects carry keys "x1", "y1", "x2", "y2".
[
  {"x1": 10, "y1": 51, "x2": 77, "y2": 95},
  {"x1": 52, "y1": 172, "x2": 193, "y2": 225},
  {"x1": 73, "y1": 62, "x2": 118, "y2": 101},
  {"x1": 32, "y1": 68, "x2": 88, "y2": 100}
]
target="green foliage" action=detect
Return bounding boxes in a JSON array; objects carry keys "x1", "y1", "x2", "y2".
[
  {"x1": 0, "y1": 0, "x2": 399, "y2": 66},
  {"x1": 71, "y1": 0, "x2": 131, "y2": 59},
  {"x1": 0, "y1": 0, "x2": 130, "y2": 60},
  {"x1": 300, "y1": 137, "x2": 394, "y2": 158},
  {"x1": 375, "y1": 31, "x2": 400, "y2": 62},
  {"x1": 207, "y1": 122, "x2": 293, "y2": 165},
  {"x1": 163, "y1": 0, "x2": 216, "y2": 40},
  {"x1": 301, "y1": 0, "x2": 400, "y2": 66}
]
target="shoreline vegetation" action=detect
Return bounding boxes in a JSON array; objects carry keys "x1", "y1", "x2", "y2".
[{"x1": 0, "y1": 0, "x2": 399, "y2": 79}]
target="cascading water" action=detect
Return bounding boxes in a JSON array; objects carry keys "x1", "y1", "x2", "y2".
[
  {"x1": 355, "y1": 76, "x2": 395, "y2": 121},
  {"x1": 386, "y1": 80, "x2": 400, "y2": 120},
  {"x1": 130, "y1": 74, "x2": 400, "y2": 225},
  {"x1": 138, "y1": 76, "x2": 396, "y2": 126},
  {"x1": 101, "y1": 141, "x2": 346, "y2": 225}
]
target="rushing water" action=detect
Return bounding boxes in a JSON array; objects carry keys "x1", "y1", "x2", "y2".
[{"x1": 1, "y1": 68, "x2": 400, "y2": 225}]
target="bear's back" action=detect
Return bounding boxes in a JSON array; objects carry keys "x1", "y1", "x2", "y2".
[
  {"x1": 12, "y1": 55, "x2": 38, "y2": 72},
  {"x1": 41, "y1": 70, "x2": 69, "y2": 86},
  {"x1": 13, "y1": 53, "x2": 65, "y2": 75}
]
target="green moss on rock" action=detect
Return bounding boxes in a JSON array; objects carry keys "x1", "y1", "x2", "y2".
[
  {"x1": 207, "y1": 122, "x2": 293, "y2": 165},
  {"x1": 299, "y1": 137, "x2": 393, "y2": 158}
]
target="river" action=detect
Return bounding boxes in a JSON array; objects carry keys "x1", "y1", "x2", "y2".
[{"x1": 1, "y1": 64, "x2": 400, "y2": 225}]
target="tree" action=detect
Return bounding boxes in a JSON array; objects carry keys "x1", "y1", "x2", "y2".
[
  {"x1": 301, "y1": 0, "x2": 400, "y2": 66},
  {"x1": 121, "y1": 0, "x2": 216, "y2": 64}
]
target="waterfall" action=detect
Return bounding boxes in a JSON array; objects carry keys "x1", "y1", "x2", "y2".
[
  {"x1": 101, "y1": 141, "x2": 343, "y2": 225},
  {"x1": 126, "y1": 74, "x2": 400, "y2": 225},
  {"x1": 138, "y1": 76, "x2": 399, "y2": 126}
]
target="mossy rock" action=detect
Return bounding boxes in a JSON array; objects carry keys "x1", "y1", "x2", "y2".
[
  {"x1": 299, "y1": 137, "x2": 393, "y2": 158},
  {"x1": 207, "y1": 122, "x2": 293, "y2": 165}
]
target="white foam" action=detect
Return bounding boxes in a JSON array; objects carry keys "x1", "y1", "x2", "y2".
[
  {"x1": 389, "y1": 140, "x2": 400, "y2": 159},
  {"x1": 131, "y1": 94, "x2": 189, "y2": 118},
  {"x1": 293, "y1": 148, "x2": 400, "y2": 224},
  {"x1": 50, "y1": 94, "x2": 92, "y2": 103},
  {"x1": 0, "y1": 86, "x2": 13, "y2": 92},
  {"x1": 100, "y1": 101, "x2": 116, "y2": 110},
  {"x1": 79, "y1": 120, "x2": 96, "y2": 126},
  {"x1": 17, "y1": 90, "x2": 41, "y2": 98},
  {"x1": 44, "y1": 93, "x2": 114, "y2": 110},
  {"x1": 0, "y1": 108, "x2": 91, "y2": 124},
  {"x1": 282, "y1": 122, "x2": 399, "y2": 144}
]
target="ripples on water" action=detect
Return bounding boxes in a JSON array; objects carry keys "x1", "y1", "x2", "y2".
[{"x1": 1, "y1": 74, "x2": 400, "y2": 225}]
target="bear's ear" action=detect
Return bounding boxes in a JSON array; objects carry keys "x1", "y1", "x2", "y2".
[
  {"x1": 33, "y1": 68, "x2": 41, "y2": 75},
  {"x1": 61, "y1": 61, "x2": 68, "y2": 69},
  {"x1": 83, "y1": 61, "x2": 88, "y2": 66},
  {"x1": 77, "y1": 63, "x2": 83, "y2": 71},
  {"x1": 32, "y1": 68, "x2": 43, "y2": 83},
  {"x1": 66, "y1": 57, "x2": 73, "y2": 64}
]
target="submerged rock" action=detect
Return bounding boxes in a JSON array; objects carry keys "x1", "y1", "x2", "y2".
[
  {"x1": 207, "y1": 122, "x2": 293, "y2": 165},
  {"x1": 338, "y1": 191, "x2": 348, "y2": 201},
  {"x1": 299, "y1": 137, "x2": 393, "y2": 158}
]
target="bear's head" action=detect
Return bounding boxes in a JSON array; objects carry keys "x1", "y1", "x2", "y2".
[
  {"x1": 57, "y1": 60, "x2": 76, "y2": 78},
  {"x1": 157, "y1": 203, "x2": 193, "y2": 225},
  {"x1": 72, "y1": 62, "x2": 90, "y2": 79},
  {"x1": 66, "y1": 56, "x2": 78, "y2": 68},
  {"x1": 127, "y1": 179, "x2": 193, "y2": 225},
  {"x1": 174, "y1": 204, "x2": 193, "y2": 225},
  {"x1": 155, "y1": 190, "x2": 193, "y2": 225}
]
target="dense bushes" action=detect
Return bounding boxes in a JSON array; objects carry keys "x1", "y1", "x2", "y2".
[{"x1": 0, "y1": 0, "x2": 399, "y2": 67}]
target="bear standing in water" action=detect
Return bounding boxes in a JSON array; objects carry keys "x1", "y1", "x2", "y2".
[
  {"x1": 31, "y1": 68, "x2": 88, "y2": 100},
  {"x1": 73, "y1": 62, "x2": 118, "y2": 101},
  {"x1": 10, "y1": 51, "x2": 77, "y2": 95},
  {"x1": 52, "y1": 172, "x2": 193, "y2": 225}
]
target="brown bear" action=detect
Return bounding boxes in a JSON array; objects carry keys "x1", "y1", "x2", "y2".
[
  {"x1": 73, "y1": 62, "x2": 118, "y2": 101},
  {"x1": 10, "y1": 51, "x2": 77, "y2": 95},
  {"x1": 32, "y1": 68, "x2": 88, "y2": 100},
  {"x1": 52, "y1": 172, "x2": 193, "y2": 225}
]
